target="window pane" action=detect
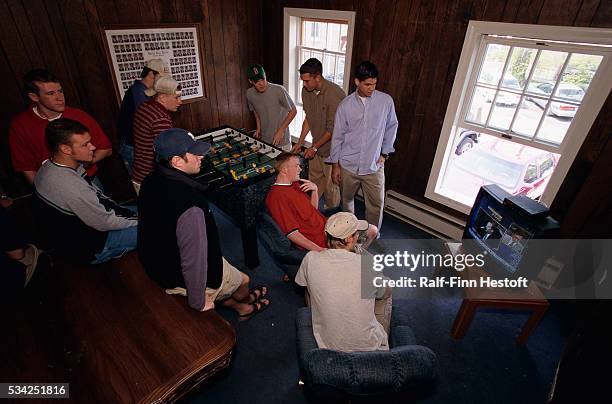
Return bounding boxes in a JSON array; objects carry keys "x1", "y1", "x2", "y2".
[
  {"x1": 503, "y1": 47, "x2": 537, "y2": 90},
  {"x1": 478, "y1": 44, "x2": 511, "y2": 86},
  {"x1": 488, "y1": 102, "x2": 516, "y2": 131},
  {"x1": 511, "y1": 98, "x2": 543, "y2": 138},
  {"x1": 466, "y1": 86, "x2": 494, "y2": 124},
  {"x1": 558, "y1": 53, "x2": 602, "y2": 98},
  {"x1": 526, "y1": 50, "x2": 568, "y2": 93},
  {"x1": 535, "y1": 103, "x2": 573, "y2": 145},
  {"x1": 436, "y1": 131, "x2": 560, "y2": 206}
]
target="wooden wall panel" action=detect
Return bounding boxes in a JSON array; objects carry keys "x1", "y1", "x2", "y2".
[
  {"x1": 0, "y1": 0, "x2": 262, "y2": 198},
  {"x1": 261, "y1": 0, "x2": 612, "y2": 236}
]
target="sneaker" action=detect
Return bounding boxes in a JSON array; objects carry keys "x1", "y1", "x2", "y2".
[{"x1": 18, "y1": 244, "x2": 41, "y2": 287}]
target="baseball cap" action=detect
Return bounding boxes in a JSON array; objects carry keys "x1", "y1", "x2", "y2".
[
  {"x1": 154, "y1": 128, "x2": 211, "y2": 161},
  {"x1": 145, "y1": 58, "x2": 168, "y2": 75},
  {"x1": 247, "y1": 64, "x2": 266, "y2": 81},
  {"x1": 145, "y1": 75, "x2": 181, "y2": 97},
  {"x1": 325, "y1": 212, "x2": 368, "y2": 239}
]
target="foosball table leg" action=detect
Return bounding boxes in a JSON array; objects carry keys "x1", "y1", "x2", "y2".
[{"x1": 241, "y1": 225, "x2": 259, "y2": 269}]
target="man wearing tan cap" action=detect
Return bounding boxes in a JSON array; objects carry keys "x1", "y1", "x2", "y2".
[
  {"x1": 117, "y1": 59, "x2": 167, "y2": 174},
  {"x1": 131, "y1": 75, "x2": 182, "y2": 193},
  {"x1": 295, "y1": 211, "x2": 392, "y2": 352}
]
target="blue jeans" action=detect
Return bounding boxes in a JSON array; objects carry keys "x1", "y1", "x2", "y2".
[
  {"x1": 119, "y1": 143, "x2": 134, "y2": 175},
  {"x1": 91, "y1": 225, "x2": 138, "y2": 264}
]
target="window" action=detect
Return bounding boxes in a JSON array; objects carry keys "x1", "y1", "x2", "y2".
[
  {"x1": 426, "y1": 22, "x2": 612, "y2": 214},
  {"x1": 284, "y1": 8, "x2": 356, "y2": 142}
]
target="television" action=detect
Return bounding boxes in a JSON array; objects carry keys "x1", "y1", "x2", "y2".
[{"x1": 463, "y1": 184, "x2": 559, "y2": 282}]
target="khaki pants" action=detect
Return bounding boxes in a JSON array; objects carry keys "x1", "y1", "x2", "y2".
[
  {"x1": 309, "y1": 154, "x2": 340, "y2": 208},
  {"x1": 132, "y1": 180, "x2": 141, "y2": 195},
  {"x1": 341, "y1": 166, "x2": 385, "y2": 230}
]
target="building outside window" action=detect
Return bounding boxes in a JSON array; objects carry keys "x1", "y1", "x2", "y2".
[
  {"x1": 284, "y1": 8, "x2": 355, "y2": 143},
  {"x1": 426, "y1": 22, "x2": 612, "y2": 214}
]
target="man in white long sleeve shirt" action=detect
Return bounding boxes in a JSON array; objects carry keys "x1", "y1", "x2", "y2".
[{"x1": 34, "y1": 118, "x2": 138, "y2": 264}]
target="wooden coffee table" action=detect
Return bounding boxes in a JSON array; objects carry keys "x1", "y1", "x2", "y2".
[{"x1": 446, "y1": 242, "x2": 549, "y2": 344}]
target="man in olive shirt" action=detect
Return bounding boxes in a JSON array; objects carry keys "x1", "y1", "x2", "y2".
[{"x1": 292, "y1": 58, "x2": 345, "y2": 209}]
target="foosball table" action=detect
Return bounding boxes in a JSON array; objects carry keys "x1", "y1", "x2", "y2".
[{"x1": 194, "y1": 125, "x2": 283, "y2": 268}]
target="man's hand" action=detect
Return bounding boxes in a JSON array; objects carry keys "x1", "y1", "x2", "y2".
[
  {"x1": 298, "y1": 178, "x2": 318, "y2": 193},
  {"x1": 291, "y1": 142, "x2": 304, "y2": 154},
  {"x1": 202, "y1": 294, "x2": 215, "y2": 311},
  {"x1": 303, "y1": 147, "x2": 317, "y2": 159},
  {"x1": 377, "y1": 155, "x2": 386, "y2": 167},
  {"x1": 0, "y1": 195, "x2": 13, "y2": 208},
  {"x1": 331, "y1": 163, "x2": 342, "y2": 185},
  {"x1": 253, "y1": 129, "x2": 261, "y2": 139},
  {"x1": 272, "y1": 129, "x2": 284, "y2": 146}
]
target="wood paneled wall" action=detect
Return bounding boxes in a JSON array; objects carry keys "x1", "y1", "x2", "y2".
[
  {"x1": 261, "y1": 0, "x2": 612, "y2": 236},
  {"x1": 1, "y1": 0, "x2": 610, "y2": 236},
  {"x1": 0, "y1": 0, "x2": 263, "y2": 197}
]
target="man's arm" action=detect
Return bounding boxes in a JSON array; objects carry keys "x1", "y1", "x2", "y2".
[
  {"x1": 328, "y1": 102, "x2": 348, "y2": 184},
  {"x1": 23, "y1": 171, "x2": 36, "y2": 184},
  {"x1": 252, "y1": 110, "x2": 262, "y2": 138},
  {"x1": 288, "y1": 230, "x2": 325, "y2": 252},
  {"x1": 381, "y1": 98, "x2": 398, "y2": 155},
  {"x1": 176, "y1": 207, "x2": 214, "y2": 311},
  {"x1": 291, "y1": 118, "x2": 310, "y2": 153},
  {"x1": 272, "y1": 105, "x2": 297, "y2": 146},
  {"x1": 297, "y1": 179, "x2": 319, "y2": 208},
  {"x1": 303, "y1": 130, "x2": 331, "y2": 159},
  {"x1": 92, "y1": 148, "x2": 112, "y2": 164}
]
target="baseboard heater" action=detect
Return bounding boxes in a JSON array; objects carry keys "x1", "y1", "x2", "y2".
[{"x1": 384, "y1": 190, "x2": 466, "y2": 241}]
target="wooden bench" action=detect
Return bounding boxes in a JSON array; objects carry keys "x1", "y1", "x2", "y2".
[{"x1": 3, "y1": 250, "x2": 236, "y2": 403}]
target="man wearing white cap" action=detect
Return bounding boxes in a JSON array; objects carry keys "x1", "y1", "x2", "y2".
[
  {"x1": 138, "y1": 128, "x2": 270, "y2": 318},
  {"x1": 295, "y1": 211, "x2": 392, "y2": 352},
  {"x1": 117, "y1": 59, "x2": 167, "y2": 174},
  {"x1": 131, "y1": 75, "x2": 182, "y2": 193}
]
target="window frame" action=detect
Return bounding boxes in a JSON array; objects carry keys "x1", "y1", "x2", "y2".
[
  {"x1": 425, "y1": 21, "x2": 612, "y2": 214},
  {"x1": 283, "y1": 8, "x2": 356, "y2": 143}
]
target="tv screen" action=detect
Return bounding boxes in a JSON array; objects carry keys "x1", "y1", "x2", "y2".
[{"x1": 464, "y1": 184, "x2": 558, "y2": 281}]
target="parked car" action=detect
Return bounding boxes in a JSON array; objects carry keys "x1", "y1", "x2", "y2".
[
  {"x1": 454, "y1": 129, "x2": 480, "y2": 155},
  {"x1": 528, "y1": 82, "x2": 585, "y2": 118},
  {"x1": 495, "y1": 74, "x2": 521, "y2": 107},
  {"x1": 451, "y1": 141, "x2": 558, "y2": 199}
]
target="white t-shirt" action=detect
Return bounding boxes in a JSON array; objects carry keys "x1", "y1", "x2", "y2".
[{"x1": 295, "y1": 249, "x2": 389, "y2": 352}]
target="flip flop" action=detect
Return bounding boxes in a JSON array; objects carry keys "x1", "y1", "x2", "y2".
[
  {"x1": 247, "y1": 285, "x2": 268, "y2": 303},
  {"x1": 239, "y1": 299, "x2": 270, "y2": 321}
]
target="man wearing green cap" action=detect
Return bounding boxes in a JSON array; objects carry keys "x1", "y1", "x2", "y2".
[{"x1": 246, "y1": 64, "x2": 297, "y2": 151}]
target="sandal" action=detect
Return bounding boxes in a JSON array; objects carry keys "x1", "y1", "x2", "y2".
[
  {"x1": 239, "y1": 299, "x2": 270, "y2": 321},
  {"x1": 247, "y1": 285, "x2": 268, "y2": 303}
]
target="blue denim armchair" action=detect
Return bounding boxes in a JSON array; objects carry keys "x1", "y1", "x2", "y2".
[
  {"x1": 257, "y1": 210, "x2": 307, "y2": 279},
  {"x1": 295, "y1": 305, "x2": 438, "y2": 401}
]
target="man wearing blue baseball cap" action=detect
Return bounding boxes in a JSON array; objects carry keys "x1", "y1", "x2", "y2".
[{"x1": 137, "y1": 128, "x2": 270, "y2": 318}]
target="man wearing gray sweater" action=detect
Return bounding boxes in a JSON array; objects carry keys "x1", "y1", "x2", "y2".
[{"x1": 34, "y1": 118, "x2": 137, "y2": 264}]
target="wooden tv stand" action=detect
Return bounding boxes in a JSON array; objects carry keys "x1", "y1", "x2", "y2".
[{"x1": 446, "y1": 242, "x2": 549, "y2": 344}]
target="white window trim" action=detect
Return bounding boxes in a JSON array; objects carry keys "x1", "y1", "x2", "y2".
[
  {"x1": 425, "y1": 21, "x2": 612, "y2": 214},
  {"x1": 283, "y1": 8, "x2": 356, "y2": 143}
]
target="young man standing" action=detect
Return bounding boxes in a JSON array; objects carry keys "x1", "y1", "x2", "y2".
[
  {"x1": 9, "y1": 69, "x2": 112, "y2": 185},
  {"x1": 34, "y1": 119, "x2": 137, "y2": 264},
  {"x1": 131, "y1": 75, "x2": 182, "y2": 193},
  {"x1": 246, "y1": 64, "x2": 297, "y2": 151},
  {"x1": 328, "y1": 61, "x2": 398, "y2": 231},
  {"x1": 138, "y1": 128, "x2": 269, "y2": 317},
  {"x1": 295, "y1": 211, "x2": 392, "y2": 351},
  {"x1": 292, "y1": 58, "x2": 345, "y2": 209},
  {"x1": 117, "y1": 59, "x2": 168, "y2": 173}
]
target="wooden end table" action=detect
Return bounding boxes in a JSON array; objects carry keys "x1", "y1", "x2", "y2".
[{"x1": 446, "y1": 242, "x2": 549, "y2": 344}]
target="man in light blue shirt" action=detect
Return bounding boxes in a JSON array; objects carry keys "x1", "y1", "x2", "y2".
[{"x1": 328, "y1": 61, "x2": 398, "y2": 231}]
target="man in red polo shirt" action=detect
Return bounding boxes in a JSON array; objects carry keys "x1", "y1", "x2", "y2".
[{"x1": 9, "y1": 69, "x2": 112, "y2": 185}]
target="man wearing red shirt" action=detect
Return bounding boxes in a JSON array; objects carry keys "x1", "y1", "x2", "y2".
[
  {"x1": 265, "y1": 152, "x2": 377, "y2": 252},
  {"x1": 9, "y1": 69, "x2": 112, "y2": 184}
]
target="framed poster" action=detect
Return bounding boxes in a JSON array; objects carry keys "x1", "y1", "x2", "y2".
[{"x1": 102, "y1": 24, "x2": 207, "y2": 104}]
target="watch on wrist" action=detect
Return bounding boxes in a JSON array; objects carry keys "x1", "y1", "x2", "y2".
[{"x1": 312, "y1": 147, "x2": 318, "y2": 153}]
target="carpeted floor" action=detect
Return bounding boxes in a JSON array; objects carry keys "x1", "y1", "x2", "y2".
[{"x1": 186, "y1": 201, "x2": 568, "y2": 404}]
